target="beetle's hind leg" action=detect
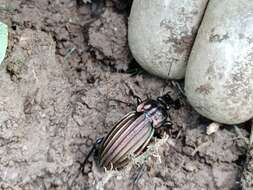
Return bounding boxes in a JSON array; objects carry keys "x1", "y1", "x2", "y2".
[
  {"x1": 80, "y1": 137, "x2": 104, "y2": 175},
  {"x1": 132, "y1": 164, "x2": 145, "y2": 190}
]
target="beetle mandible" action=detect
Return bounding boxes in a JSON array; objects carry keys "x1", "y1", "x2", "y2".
[{"x1": 81, "y1": 93, "x2": 179, "y2": 171}]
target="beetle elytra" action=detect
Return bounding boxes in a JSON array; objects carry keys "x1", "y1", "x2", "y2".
[{"x1": 81, "y1": 93, "x2": 179, "y2": 171}]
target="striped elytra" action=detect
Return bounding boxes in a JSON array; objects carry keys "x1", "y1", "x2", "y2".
[
  {"x1": 97, "y1": 99, "x2": 168, "y2": 169},
  {"x1": 79, "y1": 93, "x2": 177, "y2": 172}
]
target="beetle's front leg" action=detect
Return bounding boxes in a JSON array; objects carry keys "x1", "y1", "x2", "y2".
[
  {"x1": 80, "y1": 137, "x2": 104, "y2": 174},
  {"x1": 132, "y1": 95, "x2": 143, "y2": 106},
  {"x1": 163, "y1": 120, "x2": 173, "y2": 127},
  {"x1": 162, "y1": 112, "x2": 173, "y2": 128}
]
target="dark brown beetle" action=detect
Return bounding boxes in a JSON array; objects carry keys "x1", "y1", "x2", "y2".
[{"x1": 82, "y1": 93, "x2": 179, "y2": 171}]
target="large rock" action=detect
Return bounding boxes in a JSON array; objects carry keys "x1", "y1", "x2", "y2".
[
  {"x1": 185, "y1": 0, "x2": 253, "y2": 124},
  {"x1": 128, "y1": 0, "x2": 208, "y2": 79}
]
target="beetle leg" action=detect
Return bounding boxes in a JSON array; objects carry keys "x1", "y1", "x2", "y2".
[
  {"x1": 162, "y1": 112, "x2": 173, "y2": 128},
  {"x1": 172, "y1": 99, "x2": 181, "y2": 110},
  {"x1": 80, "y1": 137, "x2": 104, "y2": 174},
  {"x1": 132, "y1": 164, "x2": 145, "y2": 190},
  {"x1": 108, "y1": 98, "x2": 135, "y2": 107},
  {"x1": 132, "y1": 95, "x2": 142, "y2": 105},
  {"x1": 163, "y1": 120, "x2": 173, "y2": 127}
]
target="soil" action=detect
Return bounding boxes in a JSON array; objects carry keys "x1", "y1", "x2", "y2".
[{"x1": 0, "y1": 0, "x2": 250, "y2": 190}]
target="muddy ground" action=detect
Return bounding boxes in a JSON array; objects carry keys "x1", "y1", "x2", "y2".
[{"x1": 0, "y1": 0, "x2": 251, "y2": 189}]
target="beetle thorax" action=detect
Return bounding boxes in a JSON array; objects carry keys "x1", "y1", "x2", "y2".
[{"x1": 144, "y1": 106, "x2": 166, "y2": 128}]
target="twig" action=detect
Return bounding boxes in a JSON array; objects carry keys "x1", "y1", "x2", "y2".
[{"x1": 191, "y1": 141, "x2": 211, "y2": 157}]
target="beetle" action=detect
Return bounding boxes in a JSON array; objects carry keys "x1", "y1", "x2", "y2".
[{"x1": 81, "y1": 93, "x2": 179, "y2": 171}]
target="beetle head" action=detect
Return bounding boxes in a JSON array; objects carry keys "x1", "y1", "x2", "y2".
[
  {"x1": 157, "y1": 94, "x2": 174, "y2": 110},
  {"x1": 157, "y1": 93, "x2": 181, "y2": 110}
]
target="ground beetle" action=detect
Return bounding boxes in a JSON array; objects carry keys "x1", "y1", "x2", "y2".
[{"x1": 81, "y1": 93, "x2": 179, "y2": 171}]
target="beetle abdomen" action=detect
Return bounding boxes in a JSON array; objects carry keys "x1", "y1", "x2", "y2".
[{"x1": 98, "y1": 112, "x2": 154, "y2": 169}]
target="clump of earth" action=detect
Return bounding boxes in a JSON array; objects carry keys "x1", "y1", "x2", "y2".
[{"x1": 0, "y1": 0, "x2": 250, "y2": 189}]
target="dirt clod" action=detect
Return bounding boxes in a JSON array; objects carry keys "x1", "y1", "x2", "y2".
[{"x1": 88, "y1": 8, "x2": 130, "y2": 71}]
